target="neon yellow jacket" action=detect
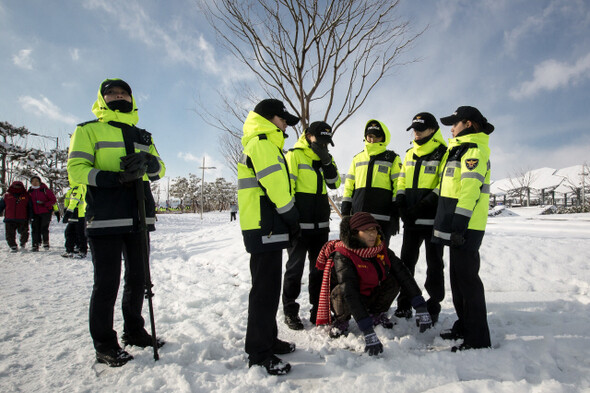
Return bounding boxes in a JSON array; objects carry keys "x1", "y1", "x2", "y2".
[
  {"x1": 67, "y1": 79, "x2": 165, "y2": 235},
  {"x1": 237, "y1": 111, "x2": 299, "y2": 253},
  {"x1": 65, "y1": 184, "x2": 87, "y2": 220},
  {"x1": 433, "y1": 131, "x2": 491, "y2": 248},
  {"x1": 341, "y1": 119, "x2": 401, "y2": 224},
  {"x1": 397, "y1": 129, "x2": 447, "y2": 226},
  {"x1": 285, "y1": 133, "x2": 341, "y2": 234}
]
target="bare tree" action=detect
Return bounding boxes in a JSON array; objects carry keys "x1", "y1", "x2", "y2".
[
  {"x1": 506, "y1": 167, "x2": 538, "y2": 206},
  {"x1": 199, "y1": 0, "x2": 424, "y2": 167}
]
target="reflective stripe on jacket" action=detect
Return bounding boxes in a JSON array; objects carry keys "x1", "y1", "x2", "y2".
[
  {"x1": 67, "y1": 79, "x2": 165, "y2": 235},
  {"x1": 342, "y1": 119, "x2": 401, "y2": 221},
  {"x1": 397, "y1": 129, "x2": 447, "y2": 226},
  {"x1": 286, "y1": 133, "x2": 341, "y2": 234},
  {"x1": 433, "y1": 131, "x2": 491, "y2": 247},
  {"x1": 237, "y1": 111, "x2": 299, "y2": 253}
]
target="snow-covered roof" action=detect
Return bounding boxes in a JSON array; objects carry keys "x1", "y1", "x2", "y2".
[{"x1": 490, "y1": 164, "x2": 588, "y2": 196}]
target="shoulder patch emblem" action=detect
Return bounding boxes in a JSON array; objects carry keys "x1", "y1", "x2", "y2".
[{"x1": 465, "y1": 158, "x2": 479, "y2": 171}]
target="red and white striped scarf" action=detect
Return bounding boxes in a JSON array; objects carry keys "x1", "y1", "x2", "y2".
[{"x1": 315, "y1": 239, "x2": 386, "y2": 326}]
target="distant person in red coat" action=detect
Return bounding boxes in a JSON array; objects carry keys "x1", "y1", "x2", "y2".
[
  {"x1": 0, "y1": 181, "x2": 33, "y2": 252},
  {"x1": 28, "y1": 176, "x2": 57, "y2": 251}
]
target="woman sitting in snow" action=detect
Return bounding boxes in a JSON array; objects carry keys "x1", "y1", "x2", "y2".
[{"x1": 316, "y1": 212, "x2": 432, "y2": 355}]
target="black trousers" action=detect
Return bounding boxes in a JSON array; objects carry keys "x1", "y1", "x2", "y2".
[
  {"x1": 282, "y1": 233, "x2": 327, "y2": 317},
  {"x1": 449, "y1": 246, "x2": 491, "y2": 348},
  {"x1": 64, "y1": 218, "x2": 88, "y2": 253},
  {"x1": 331, "y1": 273, "x2": 400, "y2": 323},
  {"x1": 230, "y1": 212, "x2": 237, "y2": 221},
  {"x1": 31, "y1": 212, "x2": 52, "y2": 246},
  {"x1": 397, "y1": 225, "x2": 445, "y2": 316},
  {"x1": 88, "y1": 233, "x2": 147, "y2": 352},
  {"x1": 5, "y1": 221, "x2": 29, "y2": 248},
  {"x1": 245, "y1": 250, "x2": 283, "y2": 364}
]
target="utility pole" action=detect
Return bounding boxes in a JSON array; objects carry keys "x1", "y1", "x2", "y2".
[
  {"x1": 581, "y1": 162, "x2": 588, "y2": 206},
  {"x1": 199, "y1": 157, "x2": 216, "y2": 220}
]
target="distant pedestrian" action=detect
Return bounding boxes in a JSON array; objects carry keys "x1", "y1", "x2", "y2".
[
  {"x1": 229, "y1": 203, "x2": 238, "y2": 221},
  {"x1": 61, "y1": 184, "x2": 88, "y2": 259},
  {"x1": 434, "y1": 106, "x2": 494, "y2": 351},
  {"x1": 0, "y1": 181, "x2": 32, "y2": 252},
  {"x1": 237, "y1": 98, "x2": 300, "y2": 375},
  {"x1": 28, "y1": 176, "x2": 57, "y2": 251}
]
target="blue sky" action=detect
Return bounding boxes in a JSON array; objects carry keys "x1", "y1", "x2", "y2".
[{"x1": 1, "y1": 0, "x2": 589, "y2": 183}]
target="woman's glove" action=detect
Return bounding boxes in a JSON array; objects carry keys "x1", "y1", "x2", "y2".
[
  {"x1": 415, "y1": 306, "x2": 433, "y2": 333},
  {"x1": 363, "y1": 328, "x2": 383, "y2": 356}
]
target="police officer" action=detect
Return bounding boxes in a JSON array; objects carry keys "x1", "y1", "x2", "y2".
[
  {"x1": 68, "y1": 78, "x2": 165, "y2": 366},
  {"x1": 395, "y1": 112, "x2": 447, "y2": 323},
  {"x1": 433, "y1": 106, "x2": 494, "y2": 351},
  {"x1": 282, "y1": 121, "x2": 340, "y2": 330},
  {"x1": 237, "y1": 99, "x2": 300, "y2": 375},
  {"x1": 61, "y1": 184, "x2": 88, "y2": 258},
  {"x1": 341, "y1": 119, "x2": 401, "y2": 244}
]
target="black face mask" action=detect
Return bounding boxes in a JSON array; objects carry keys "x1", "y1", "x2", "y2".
[
  {"x1": 107, "y1": 99, "x2": 133, "y2": 113},
  {"x1": 415, "y1": 132, "x2": 435, "y2": 145}
]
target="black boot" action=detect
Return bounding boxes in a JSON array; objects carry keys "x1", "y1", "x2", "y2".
[{"x1": 95, "y1": 348, "x2": 133, "y2": 367}]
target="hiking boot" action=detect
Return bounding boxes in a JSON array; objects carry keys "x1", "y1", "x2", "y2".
[
  {"x1": 121, "y1": 331, "x2": 165, "y2": 348},
  {"x1": 43, "y1": 242, "x2": 50, "y2": 250},
  {"x1": 249, "y1": 355, "x2": 291, "y2": 375},
  {"x1": 31, "y1": 245, "x2": 39, "y2": 252},
  {"x1": 73, "y1": 252, "x2": 87, "y2": 259},
  {"x1": 284, "y1": 314, "x2": 304, "y2": 330},
  {"x1": 96, "y1": 348, "x2": 133, "y2": 367},
  {"x1": 10, "y1": 246, "x2": 18, "y2": 253},
  {"x1": 273, "y1": 339, "x2": 296, "y2": 354},
  {"x1": 394, "y1": 308, "x2": 413, "y2": 320},
  {"x1": 451, "y1": 343, "x2": 491, "y2": 352},
  {"x1": 440, "y1": 329, "x2": 464, "y2": 341},
  {"x1": 372, "y1": 312, "x2": 394, "y2": 329},
  {"x1": 329, "y1": 319, "x2": 349, "y2": 339},
  {"x1": 61, "y1": 251, "x2": 75, "y2": 258}
]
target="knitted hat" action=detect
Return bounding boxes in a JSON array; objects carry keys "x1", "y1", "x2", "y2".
[
  {"x1": 406, "y1": 112, "x2": 439, "y2": 132},
  {"x1": 349, "y1": 212, "x2": 380, "y2": 231}
]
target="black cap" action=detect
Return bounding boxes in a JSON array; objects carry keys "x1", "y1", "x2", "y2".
[
  {"x1": 406, "y1": 112, "x2": 439, "y2": 132},
  {"x1": 440, "y1": 106, "x2": 494, "y2": 133},
  {"x1": 254, "y1": 99, "x2": 300, "y2": 126},
  {"x1": 306, "y1": 121, "x2": 334, "y2": 146},
  {"x1": 365, "y1": 122, "x2": 385, "y2": 139},
  {"x1": 101, "y1": 79, "x2": 132, "y2": 97}
]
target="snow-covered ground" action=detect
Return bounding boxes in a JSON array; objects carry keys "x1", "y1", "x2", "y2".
[{"x1": 1, "y1": 208, "x2": 589, "y2": 392}]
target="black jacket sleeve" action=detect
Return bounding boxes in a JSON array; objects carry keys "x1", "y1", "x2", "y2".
[{"x1": 387, "y1": 249, "x2": 422, "y2": 301}]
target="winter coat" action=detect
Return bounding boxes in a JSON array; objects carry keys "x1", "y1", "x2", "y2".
[
  {"x1": 397, "y1": 129, "x2": 447, "y2": 227},
  {"x1": 341, "y1": 119, "x2": 401, "y2": 225},
  {"x1": 331, "y1": 217, "x2": 422, "y2": 326},
  {"x1": 65, "y1": 184, "x2": 87, "y2": 222},
  {"x1": 67, "y1": 78, "x2": 166, "y2": 236},
  {"x1": 0, "y1": 181, "x2": 32, "y2": 222},
  {"x1": 433, "y1": 129, "x2": 492, "y2": 250},
  {"x1": 28, "y1": 183, "x2": 57, "y2": 215},
  {"x1": 237, "y1": 111, "x2": 299, "y2": 253},
  {"x1": 285, "y1": 133, "x2": 341, "y2": 235}
]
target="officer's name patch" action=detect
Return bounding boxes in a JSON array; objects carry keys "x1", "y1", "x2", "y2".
[{"x1": 465, "y1": 159, "x2": 479, "y2": 171}]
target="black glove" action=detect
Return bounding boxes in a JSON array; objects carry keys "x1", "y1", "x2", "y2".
[
  {"x1": 288, "y1": 222, "x2": 301, "y2": 241},
  {"x1": 450, "y1": 232, "x2": 465, "y2": 248},
  {"x1": 120, "y1": 152, "x2": 159, "y2": 173},
  {"x1": 415, "y1": 306, "x2": 433, "y2": 333},
  {"x1": 401, "y1": 207, "x2": 418, "y2": 225},
  {"x1": 63, "y1": 211, "x2": 72, "y2": 224},
  {"x1": 310, "y1": 142, "x2": 332, "y2": 165},
  {"x1": 363, "y1": 328, "x2": 383, "y2": 356},
  {"x1": 119, "y1": 166, "x2": 147, "y2": 183},
  {"x1": 54, "y1": 210, "x2": 61, "y2": 223}
]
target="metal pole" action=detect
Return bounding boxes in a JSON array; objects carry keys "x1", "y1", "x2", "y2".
[{"x1": 198, "y1": 157, "x2": 216, "y2": 220}]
